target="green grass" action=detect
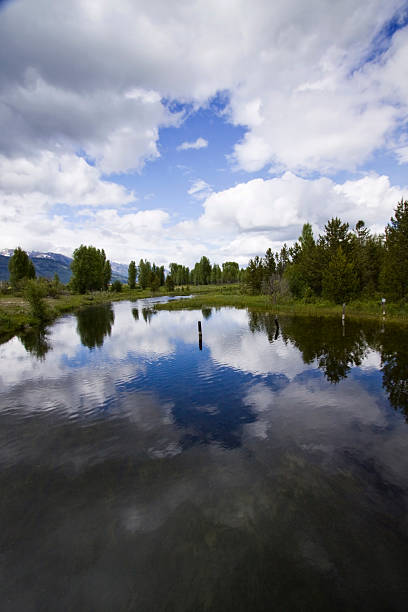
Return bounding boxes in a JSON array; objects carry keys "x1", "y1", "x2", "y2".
[
  {"x1": 2, "y1": 283, "x2": 408, "y2": 344},
  {"x1": 0, "y1": 286, "x2": 178, "y2": 342},
  {"x1": 155, "y1": 290, "x2": 408, "y2": 323}
]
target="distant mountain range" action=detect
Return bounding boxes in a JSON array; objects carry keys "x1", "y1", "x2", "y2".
[{"x1": 0, "y1": 249, "x2": 128, "y2": 284}]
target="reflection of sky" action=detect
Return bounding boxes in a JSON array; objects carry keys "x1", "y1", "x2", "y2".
[
  {"x1": 0, "y1": 301, "x2": 406, "y2": 460},
  {"x1": 2, "y1": 302, "x2": 408, "y2": 609}
]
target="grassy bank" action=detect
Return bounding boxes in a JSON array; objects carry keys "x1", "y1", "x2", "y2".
[
  {"x1": 0, "y1": 286, "x2": 190, "y2": 343},
  {"x1": 155, "y1": 289, "x2": 408, "y2": 323},
  {"x1": 2, "y1": 283, "x2": 408, "y2": 344}
]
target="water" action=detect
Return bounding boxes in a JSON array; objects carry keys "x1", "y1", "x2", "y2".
[{"x1": 1, "y1": 300, "x2": 408, "y2": 611}]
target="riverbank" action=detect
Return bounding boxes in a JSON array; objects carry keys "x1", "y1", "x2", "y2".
[
  {"x1": 2, "y1": 284, "x2": 408, "y2": 344},
  {"x1": 0, "y1": 287, "x2": 191, "y2": 343},
  {"x1": 154, "y1": 291, "x2": 408, "y2": 323}
]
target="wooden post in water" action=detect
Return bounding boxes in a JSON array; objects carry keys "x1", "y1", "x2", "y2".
[
  {"x1": 274, "y1": 315, "x2": 279, "y2": 340},
  {"x1": 342, "y1": 303, "x2": 346, "y2": 323},
  {"x1": 381, "y1": 297, "x2": 386, "y2": 317},
  {"x1": 198, "y1": 320, "x2": 202, "y2": 350}
]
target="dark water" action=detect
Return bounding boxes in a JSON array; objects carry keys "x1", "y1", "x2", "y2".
[{"x1": 1, "y1": 300, "x2": 408, "y2": 611}]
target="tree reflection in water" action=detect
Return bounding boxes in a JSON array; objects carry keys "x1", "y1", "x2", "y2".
[
  {"x1": 247, "y1": 312, "x2": 408, "y2": 417},
  {"x1": 201, "y1": 307, "x2": 212, "y2": 320},
  {"x1": 280, "y1": 316, "x2": 376, "y2": 384},
  {"x1": 76, "y1": 303, "x2": 115, "y2": 349},
  {"x1": 19, "y1": 326, "x2": 51, "y2": 360},
  {"x1": 142, "y1": 307, "x2": 157, "y2": 324},
  {"x1": 380, "y1": 325, "x2": 408, "y2": 420}
]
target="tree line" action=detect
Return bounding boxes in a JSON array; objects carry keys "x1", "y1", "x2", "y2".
[
  {"x1": 6, "y1": 199, "x2": 408, "y2": 302},
  {"x1": 244, "y1": 199, "x2": 408, "y2": 303},
  {"x1": 127, "y1": 256, "x2": 242, "y2": 290}
]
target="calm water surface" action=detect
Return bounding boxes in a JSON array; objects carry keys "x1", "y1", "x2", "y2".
[{"x1": 1, "y1": 300, "x2": 408, "y2": 611}]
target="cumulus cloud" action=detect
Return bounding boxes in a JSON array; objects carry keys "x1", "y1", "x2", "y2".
[
  {"x1": 0, "y1": 152, "x2": 135, "y2": 206},
  {"x1": 1, "y1": 0, "x2": 408, "y2": 264},
  {"x1": 1, "y1": 0, "x2": 407, "y2": 175},
  {"x1": 196, "y1": 172, "x2": 406, "y2": 237},
  {"x1": 177, "y1": 137, "x2": 208, "y2": 151}
]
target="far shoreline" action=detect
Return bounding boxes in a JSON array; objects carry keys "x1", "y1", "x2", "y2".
[{"x1": 1, "y1": 284, "x2": 407, "y2": 345}]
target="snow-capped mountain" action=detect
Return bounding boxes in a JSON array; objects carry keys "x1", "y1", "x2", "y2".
[{"x1": 0, "y1": 250, "x2": 128, "y2": 284}]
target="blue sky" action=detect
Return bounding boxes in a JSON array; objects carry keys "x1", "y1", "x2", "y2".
[{"x1": 1, "y1": 0, "x2": 408, "y2": 266}]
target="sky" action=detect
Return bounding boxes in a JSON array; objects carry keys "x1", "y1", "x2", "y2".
[{"x1": 1, "y1": 0, "x2": 408, "y2": 267}]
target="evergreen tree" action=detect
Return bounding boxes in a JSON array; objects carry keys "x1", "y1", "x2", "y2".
[
  {"x1": 165, "y1": 275, "x2": 175, "y2": 291},
  {"x1": 263, "y1": 248, "x2": 276, "y2": 279},
  {"x1": 245, "y1": 256, "x2": 264, "y2": 294},
  {"x1": 150, "y1": 274, "x2": 160, "y2": 291},
  {"x1": 321, "y1": 217, "x2": 352, "y2": 257},
  {"x1": 159, "y1": 266, "x2": 165, "y2": 286},
  {"x1": 322, "y1": 246, "x2": 359, "y2": 303},
  {"x1": 275, "y1": 244, "x2": 290, "y2": 276},
  {"x1": 350, "y1": 220, "x2": 384, "y2": 296},
  {"x1": 128, "y1": 260, "x2": 136, "y2": 289},
  {"x1": 381, "y1": 199, "x2": 408, "y2": 300}
]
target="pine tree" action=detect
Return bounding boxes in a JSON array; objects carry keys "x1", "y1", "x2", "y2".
[
  {"x1": 322, "y1": 246, "x2": 359, "y2": 303},
  {"x1": 381, "y1": 199, "x2": 408, "y2": 300}
]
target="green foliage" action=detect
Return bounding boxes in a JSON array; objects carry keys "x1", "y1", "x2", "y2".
[
  {"x1": 322, "y1": 247, "x2": 359, "y2": 303},
  {"x1": 165, "y1": 275, "x2": 175, "y2": 291},
  {"x1": 70, "y1": 245, "x2": 110, "y2": 293},
  {"x1": 150, "y1": 274, "x2": 160, "y2": 292},
  {"x1": 381, "y1": 199, "x2": 408, "y2": 301},
  {"x1": 128, "y1": 260, "x2": 136, "y2": 289},
  {"x1": 222, "y1": 261, "x2": 239, "y2": 283},
  {"x1": 138, "y1": 259, "x2": 152, "y2": 289},
  {"x1": 245, "y1": 256, "x2": 264, "y2": 294},
  {"x1": 169, "y1": 263, "x2": 190, "y2": 285},
  {"x1": 19, "y1": 327, "x2": 50, "y2": 359},
  {"x1": 211, "y1": 263, "x2": 222, "y2": 284},
  {"x1": 76, "y1": 304, "x2": 114, "y2": 349},
  {"x1": 191, "y1": 256, "x2": 212, "y2": 285},
  {"x1": 24, "y1": 279, "x2": 49, "y2": 322},
  {"x1": 9, "y1": 247, "x2": 36, "y2": 287},
  {"x1": 103, "y1": 260, "x2": 111, "y2": 290},
  {"x1": 320, "y1": 217, "x2": 353, "y2": 257},
  {"x1": 111, "y1": 280, "x2": 122, "y2": 292}
]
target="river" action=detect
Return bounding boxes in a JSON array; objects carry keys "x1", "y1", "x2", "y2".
[{"x1": 1, "y1": 299, "x2": 408, "y2": 611}]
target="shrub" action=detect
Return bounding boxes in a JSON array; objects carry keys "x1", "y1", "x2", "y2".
[
  {"x1": 25, "y1": 280, "x2": 49, "y2": 322},
  {"x1": 111, "y1": 280, "x2": 122, "y2": 292}
]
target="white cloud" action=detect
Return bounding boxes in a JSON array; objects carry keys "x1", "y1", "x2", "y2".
[
  {"x1": 187, "y1": 179, "x2": 212, "y2": 200},
  {"x1": 177, "y1": 137, "x2": 208, "y2": 151},
  {"x1": 395, "y1": 146, "x2": 408, "y2": 164},
  {"x1": 1, "y1": 0, "x2": 406, "y2": 175},
  {"x1": 0, "y1": 152, "x2": 135, "y2": 206},
  {"x1": 196, "y1": 172, "x2": 407, "y2": 238},
  {"x1": 1, "y1": 0, "x2": 408, "y2": 265}
]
